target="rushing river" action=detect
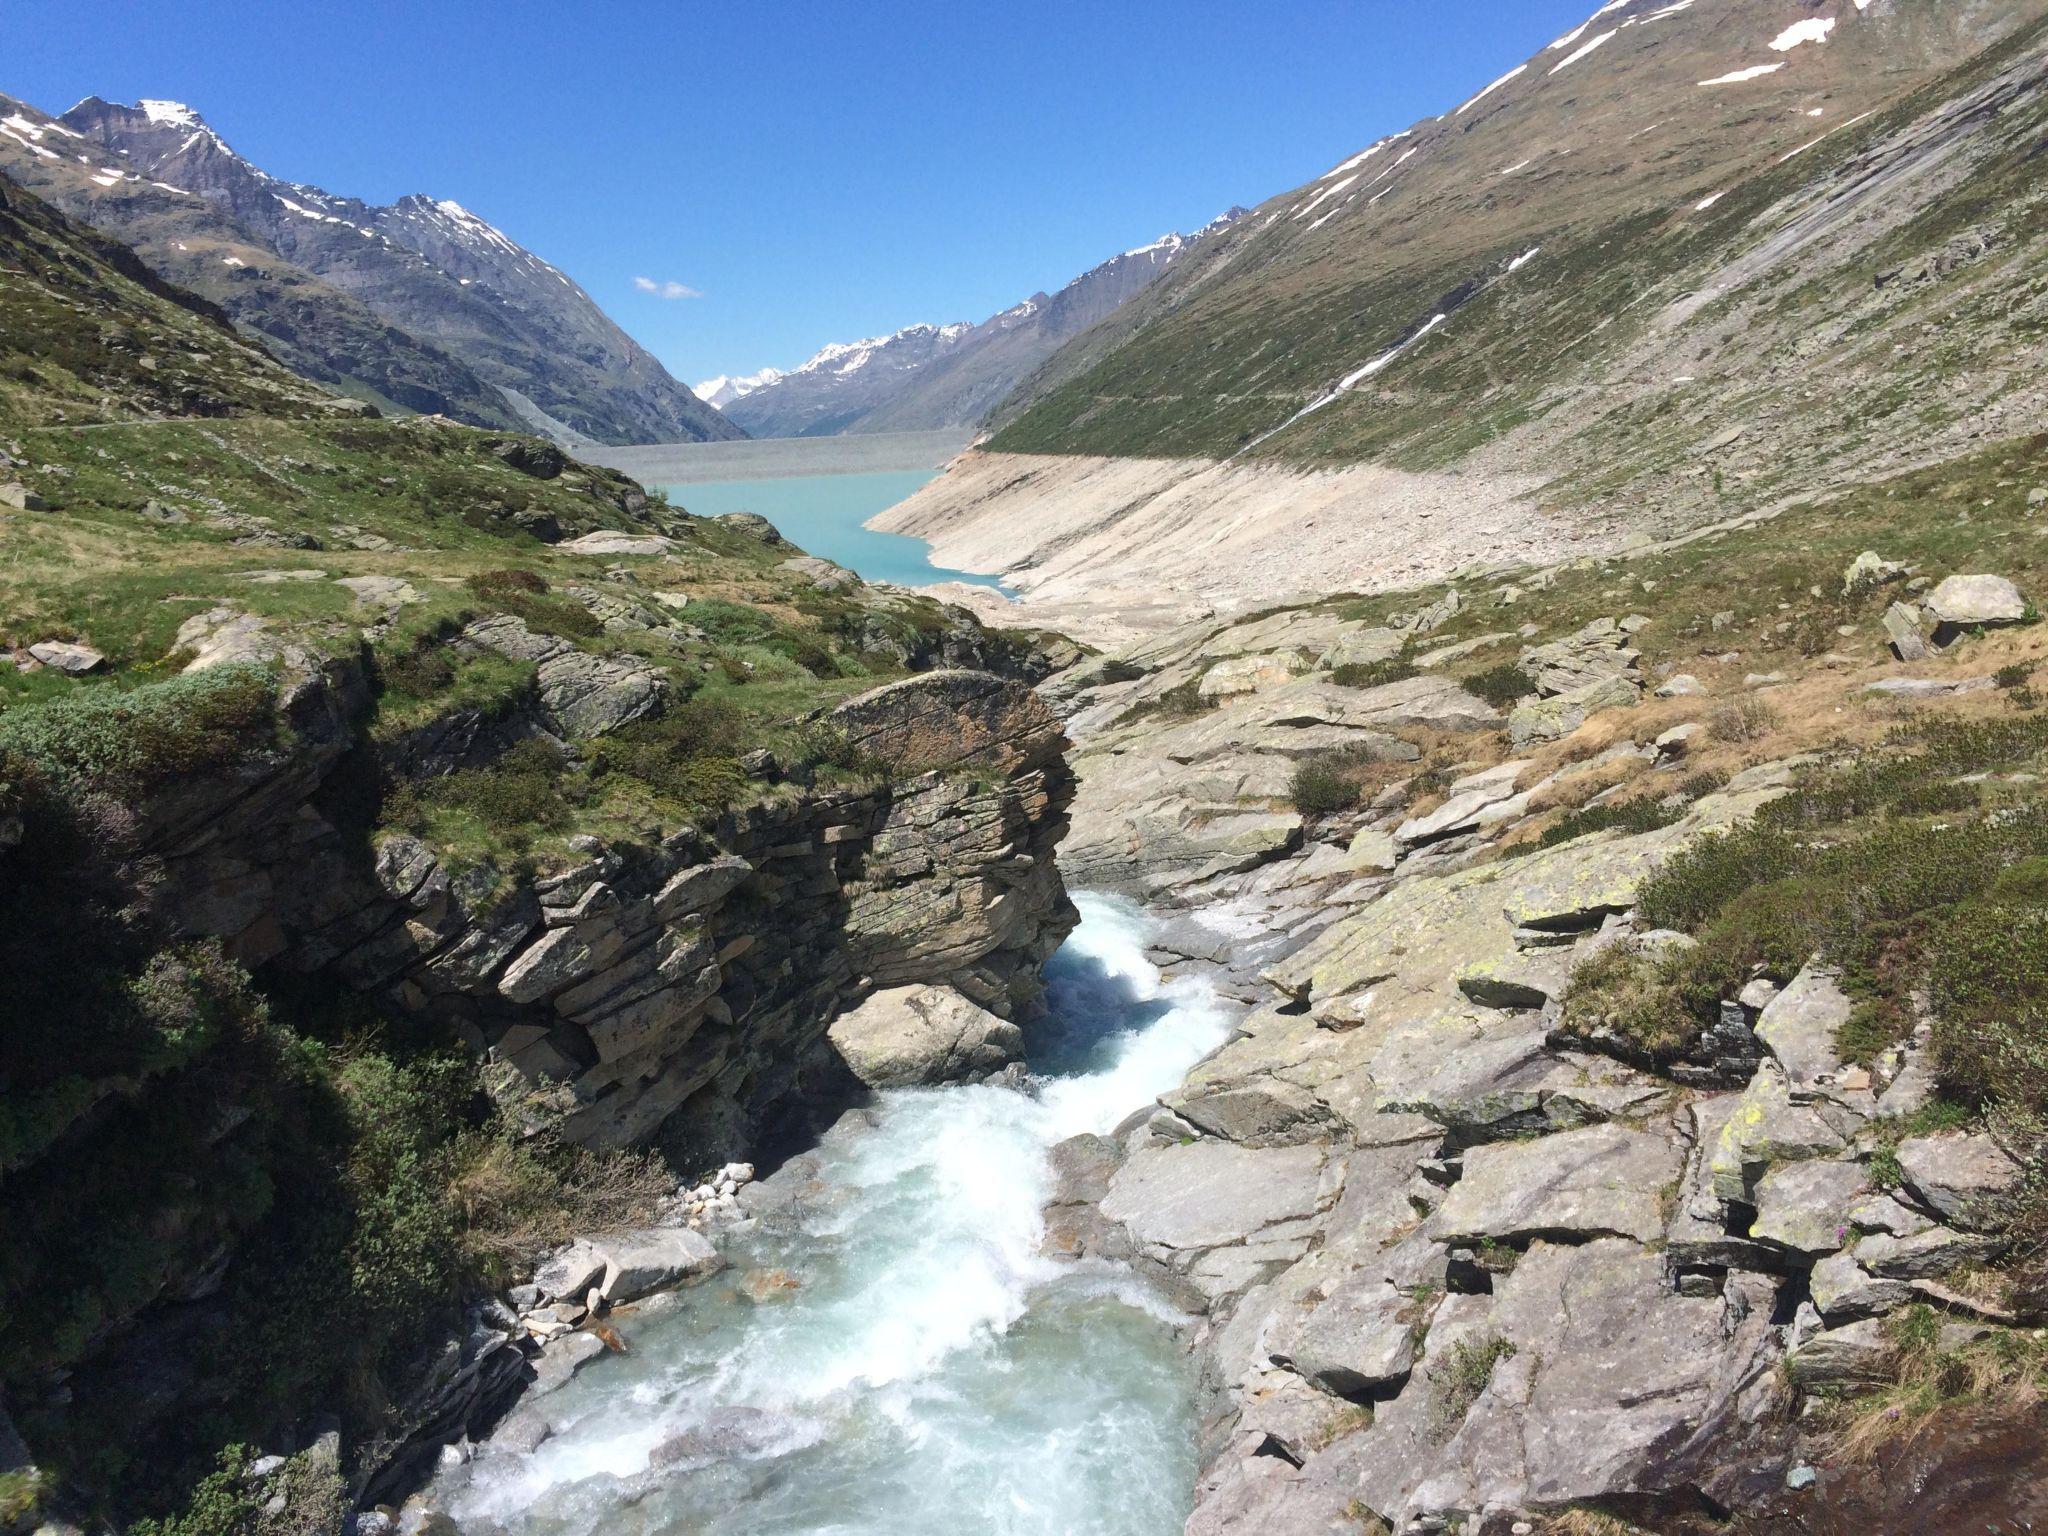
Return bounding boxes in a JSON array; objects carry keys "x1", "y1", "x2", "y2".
[{"x1": 432, "y1": 894, "x2": 1233, "y2": 1536}]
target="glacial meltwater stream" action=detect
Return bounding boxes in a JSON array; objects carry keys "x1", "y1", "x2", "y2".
[{"x1": 432, "y1": 894, "x2": 1234, "y2": 1535}]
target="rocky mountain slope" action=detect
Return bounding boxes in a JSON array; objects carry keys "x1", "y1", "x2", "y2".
[
  {"x1": 1037, "y1": 427, "x2": 2048, "y2": 1532},
  {"x1": 714, "y1": 216, "x2": 1242, "y2": 439},
  {"x1": 883, "y1": 0, "x2": 2048, "y2": 626},
  {"x1": 0, "y1": 169, "x2": 1071, "y2": 1529},
  {"x1": 0, "y1": 94, "x2": 740, "y2": 446}
]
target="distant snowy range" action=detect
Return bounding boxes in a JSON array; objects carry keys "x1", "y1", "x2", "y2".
[{"x1": 700, "y1": 213, "x2": 1243, "y2": 439}]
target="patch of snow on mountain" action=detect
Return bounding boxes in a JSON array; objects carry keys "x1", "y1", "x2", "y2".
[
  {"x1": 1700, "y1": 62, "x2": 1786, "y2": 84},
  {"x1": 1507, "y1": 247, "x2": 1542, "y2": 272},
  {"x1": 1770, "y1": 17, "x2": 1835, "y2": 50},
  {"x1": 1642, "y1": 0, "x2": 1696, "y2": 17},
  {"x1": 1777, "y1": 109, "x2": 1875, "y2": 161},
  {"x1": 139, "y1": 99, "x2": 198, "y2": 126},
  {"x1": 1552, "y1": 29, "x2": 1620, "y2": 73},
  {"x1": 1550, "y1": 0, "x2": 1633, "y2": 51},
  {"x1": 1498, "y1": 158, "x2": 1534, "y2": 175},
  {"x1": 89, "y1": 172, "x2": 121, "y2": 187},
  {"x1": 0, "y1": 125, "x2": 58, "y2": 160},
  {"x1": 1295, "y1": 175, "x2": 1358, "y2": 221},
  {"x1": 1694, "y1": 190, "x2": 1728, "y2": 210},
  {"x1": 428, "y1": 199, "x2": 524, "y2": 257},
  {"x1": 1321, "y1": 131, "x2": 1409, "y2": 182},
  {"x1": 1456, "y1": 64, "x2": 1526, "y2": 115},
  {"x1": 1122, "y1": 233, "x2": 1185, "y2": 259}
]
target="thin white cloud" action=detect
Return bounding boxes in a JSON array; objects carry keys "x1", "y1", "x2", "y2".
[{"x1": 634, "y1": 276, "x2": 702, "y2": 300}]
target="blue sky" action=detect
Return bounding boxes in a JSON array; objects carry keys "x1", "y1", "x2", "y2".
[{"x1": 12, "y1": 0, "x2": 1595, "y2": 386}]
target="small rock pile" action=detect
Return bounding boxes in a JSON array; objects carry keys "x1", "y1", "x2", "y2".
[{"x1": 679, "y1": 1161, "x2": 756, "y2": 1227}]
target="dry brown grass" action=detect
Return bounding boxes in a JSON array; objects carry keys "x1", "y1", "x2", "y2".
[
  {"x1": 446, "y1": 1132, "x2": 673, "y2": 1282},
  {"x1": 1826, "y1": 1308, "x2": 2048, "y2": 1464}
]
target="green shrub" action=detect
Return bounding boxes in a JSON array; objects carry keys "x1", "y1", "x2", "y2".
[
  {"x1": 1291, "y1": 750, "x2": 1370, "y2": 815},
  {"x1": 1115, "y1": 678, "x2": 1214, "y2": 726},
  {"x1": 385, "y1": 738, "x2": 578, "y2": 841},
  {"x1": 591, "y1": 699, "x2": 752, "y2": 815},
  {"x1": 1460, "y1": 662, "x2": 1534, "y2": 709},
  {"x1": 0, "y1": 664, "x2": 276, "y2": 797},
  {"x1": 1331, "y1": 657, "x2": 1417, "y2": 690},
  {"x1": 1926, "y1": 900, "x2": 2048, "y2": 1123},
  {"x1": 465, "y1": 568, "x2": 602, "y2": 640}
]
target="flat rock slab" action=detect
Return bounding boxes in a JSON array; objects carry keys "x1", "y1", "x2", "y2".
[
  {"x1": 594, "y1": 1227, "x2": 723, "y2": 1302},
  {"x1": 1101, "y1": 1140, "x2": 1329, "y2": 1253},
  {"x1": 1428, "y1": 1123, "x2": 1680, "y2": 1245}
]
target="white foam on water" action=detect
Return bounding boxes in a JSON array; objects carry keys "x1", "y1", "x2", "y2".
[{"x1": 436, "y1": 891, "x2": 1233, "y2": 1534}]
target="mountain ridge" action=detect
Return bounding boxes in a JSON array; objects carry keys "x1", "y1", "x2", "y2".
[
  {"x1": 0, "y1": 92, "x2": 741, "y2": 446},
  {"x1": 714, "y1": 213, "x2": 1245, "y2": 439}
]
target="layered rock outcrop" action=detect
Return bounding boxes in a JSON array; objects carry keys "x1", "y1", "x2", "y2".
[{"x1": 142, "y1": 664, "x2": 1076, "y2": 1162}]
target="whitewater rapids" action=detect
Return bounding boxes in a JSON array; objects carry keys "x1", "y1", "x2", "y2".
[{"x1": 430, "y1": 892, "x2": 1236, "y2": 1535}]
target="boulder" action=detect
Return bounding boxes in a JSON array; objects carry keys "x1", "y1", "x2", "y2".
[
  {"x1": 1749, "y1": 1158, "x2": 1867, "y2": 1256},
  {"x1": 336, "y1": 574, "x2": 421, "y2": 609},
  {"x1": 1507, "y1": 673, "x2": 1639, "y2": 747},
  {"x1": 825, "y1": 984, "x2": 1024, "y2": 1088},
  {"x1": 1842, "y1": 551, "x2": 1908, "y2": 597},
  {"x1": 1426, "y1": 1123, "x2": 1679, "y2": 1245},
  {"x1": 780, "y1": 555, "x2": 859, "y2": 592},
  {"x1": 594, "y1": 1227, "x2": 723, "y2": 1301},
  {"x1": 714, "y1": 511, "x2": 785, "y2": 543},
  {"x1": 1882, "y1": 602, "x2": 1930, "y2": 661},
  {"x1": 1201, "y1": 651, "x2": 1310, "y2": 698},
  {"x1": 1809, "y1": 1252, "x2": 1914, "y2": 1321},
  {"x1": 1923, "y1": 574, "x2": 2026, "y2": 642},
  {"x1": 27, "y1": 639, "x2": 106, "y2": 674},
  {"x1": 533, "y1": 1241, "x2": 606, "y2": 1302},
  {"x1": 1895, "y1": 1133, "x2": 2022, "y2": 1231},
  {"x1": 1520, "y1": 618, "x2": 1640, "y2": 697},
  {"x1": 557, "y1": 531, "x2": 676, "y2": 556},
  {"x1": 1321, "y1": 627, "x2": 1404, "y2": 669},
  {"x1": 1654, "y1": 674, "x2": 1704, "y2": 698},
  {"x1": 1288, "y1": 1274, "x2": 1420, "y2": 1396},
  {"x1": 829, "y1": 670, "x2": 1066, "y2": 776},
  {"x1": 0, "y1": 482, "x2": 49, "y2": 511},
  {"x1": 1754, "y1": 964, "x2": 1862, "y2": 1105},
  {"x1": 461, "y1": 613, "x2": 667, "y2": 739},
  {"x1": 1394, "y1": 762, "x2": 1529, "y2": 846},
  {"x1": 1785, "y1": 1319, "x2": 1892, "y2": 1388}
]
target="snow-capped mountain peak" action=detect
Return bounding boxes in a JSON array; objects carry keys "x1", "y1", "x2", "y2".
[{"x1": 693, "y1": 368, "x2": 786, "y2": 408}]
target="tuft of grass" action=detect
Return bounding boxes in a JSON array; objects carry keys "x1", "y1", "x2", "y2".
[
  {"x1": 466, "y1": 568, "x2": 602, "y2": 641},
  {"x1": 1425, "y1": 1331, "x2": 1515, "y2": 1443},
  {"x1": 1826, "y1": 1306, "x2": 2048, "y2": 1464}
]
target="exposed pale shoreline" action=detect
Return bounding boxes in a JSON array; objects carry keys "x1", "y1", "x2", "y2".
[{"x1": 870, "y1": 449, "x2": 1607, "y2": 647}]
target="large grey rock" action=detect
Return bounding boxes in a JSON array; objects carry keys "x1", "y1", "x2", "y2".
[
  {"x1": 1882, "y1": 602, "x2": 1930, "y2": 661},
  {"x1": 1287, "y1": 1273, "x2": 1419, "y2": 1395},
  {"x1": 1520, "y1": 618, "x2": 1640, "y2": 697},
  {"x1": 557, "y1": 531, "x2": 676, "y2": 556},
  {"x1": 462, "y1": 613, "x2": 667, "y2": 739},
  {"x1": 1321, "y1": 627, "x2": 1404, "y2": 669},
  {"x1": 594, "y1": 1226, "x2": 723, "y2": 1301},
  {"x1": 1923, "y1": 574, "x2": 2026, "y2": 638},
  {"x1": 1508, "y1": 673, "x2": 1639, "y2": 747},
  {"x1": 780, "y1": 555, "x2": 859, "y2": 592},
  {"x1": 1755, "y1": 964, "x2": 1865, "y2": 1106},
  {"x1": 1100, "y1": 1140, "x2": 1329, "y2": 1254},
  {"x1": 1843, "y1": 551, "x2": 1909, "y2": 597},
  {"x1": 1394, "y1": 761, "x2": 1529, "y2": 846},
  {"x1": 1809, "y1": 1251, "x2": 1914, "y2": 1321},
  {"x1": 1895, "y1": 1133, "x2": 2022, "y2": 1231},
  {"x1": 1786, "y1": 1318, "x2": 1892, "y2": 1387},
  {"x1": 532, "y1": 1241, "x2": 606, "y2": 1302},
  {"x1": 27, "y1": 639, "x2": 106, "y2": 674},
  {"x1": 826, "y1": 984, "x2": 1024, "y2": 1087},
  {"x1": 1749, "y1": 1157, "x2": 1867, "y2": 1256},
  {"x1": 831, "y1": 670, "x2": 1066, "y2": 776},
  {"x1": 1427, "y1": 1123, "x2": 1679, "y2": 1245}
]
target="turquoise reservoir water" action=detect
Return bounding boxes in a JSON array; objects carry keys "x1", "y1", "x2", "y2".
[{"x1": 662, "y1": 471, "x2": 1010, "y2": 593}]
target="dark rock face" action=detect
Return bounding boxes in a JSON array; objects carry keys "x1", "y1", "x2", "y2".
[{"x1": 141, "y1": 666, "x2": 1076, "y2": 1166}]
